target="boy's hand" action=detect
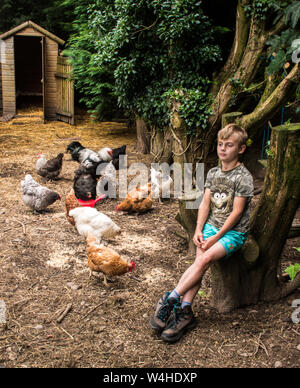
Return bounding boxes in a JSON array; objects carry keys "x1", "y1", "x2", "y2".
[
  {"x1": 201, "y1": 234, "x2": 219, "y2": 250},
  {"x1": 193, "y1": 230, "x2": 204, "y2": 248}
]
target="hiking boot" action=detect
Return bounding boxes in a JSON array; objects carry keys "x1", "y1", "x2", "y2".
[
  {"x1": 161, "y1": 304, "x2": 197, "y2": 343},
  {"x1": 149, "y1": 292, "x2": 180, "y2": 333}
]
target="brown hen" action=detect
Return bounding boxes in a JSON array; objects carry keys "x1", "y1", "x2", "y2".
[
  {"x1": 65, "y1": 189, "x2": 81, "y2": 225},
  {"x1": 86, "y1": 234, "x2": 135, "y2": 286},
  {"x1": 115, "y1": 183, "x2": 153, "y2": 213}
]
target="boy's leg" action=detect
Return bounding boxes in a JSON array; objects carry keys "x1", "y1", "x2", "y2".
[
  {"x1": 160, "y1": 242, "x2": 227, "y2": 343},
  {"x1": 173, "y1": 246, "x2": 205, "y2": 305},
  {"x1": 149, "y1": 247, "x2": 205, "y2": 333},
  {"x1": 175, "y1": 242, "x2": 227, "y2": 298}
]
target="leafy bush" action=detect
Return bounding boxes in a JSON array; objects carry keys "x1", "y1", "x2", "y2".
[{"x1": 64, "y1": 0, "x2": 221, "y2": 127}]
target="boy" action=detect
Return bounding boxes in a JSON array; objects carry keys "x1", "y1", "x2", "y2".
[{"x1": 149, "y1": 124, "x2": 254, "y2": 343}]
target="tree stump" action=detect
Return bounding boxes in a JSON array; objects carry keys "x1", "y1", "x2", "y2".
[{"x1": 221, "y1": 112, "x2": 243, "y2": 127}]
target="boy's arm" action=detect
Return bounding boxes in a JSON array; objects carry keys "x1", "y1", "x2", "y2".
[
  {"x1": 201, "y1": 196, "x2": 247, "y2": 250},
  {"x1": 193, "y1": 188, "x2": 211, "y2": 248}
]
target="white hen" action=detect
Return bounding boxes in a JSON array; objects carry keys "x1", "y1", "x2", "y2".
[
  {"x1": 98, "y1": 147, "x2": 113, "y2": 162},
  {"x1": 150, "y1": 166, "x2": 173, "y2": 201},
  {"x1": 69, "y1": 207, "x2": 121, "y2": 241}
]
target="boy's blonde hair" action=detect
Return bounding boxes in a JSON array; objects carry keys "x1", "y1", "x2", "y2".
[{"x1": 218, "y1": 124, "x2": 248, "y2": 146}]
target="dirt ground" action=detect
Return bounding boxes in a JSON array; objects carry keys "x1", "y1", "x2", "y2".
[{"x1": 0, "y1": 107, "x2": 299, "y2": 368}]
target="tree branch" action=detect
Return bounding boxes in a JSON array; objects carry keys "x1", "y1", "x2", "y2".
[
  {"x1": 267, "y1": 16, "x2": 286, "y2": 38},
  {"x1": 281, "y1": 272, "x2": 300, "y2": 298},
  {"x1": 211, "y1": 0, "x2": 251, "y2": 97},
  {"x1": 238, "y1": 64, "x2": 300, "y2": 134}
]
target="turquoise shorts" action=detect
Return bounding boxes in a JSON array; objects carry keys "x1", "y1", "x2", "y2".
[{"x1": 202, "y1": 223, "x2": 247, "y2": 256}]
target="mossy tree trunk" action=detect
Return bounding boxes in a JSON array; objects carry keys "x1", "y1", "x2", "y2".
[{"x1": 249, "y1": 124, "x2": 300, "y2": 301}]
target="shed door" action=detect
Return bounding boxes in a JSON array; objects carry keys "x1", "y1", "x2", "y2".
[
  {"x1": 41, "y1": 36, "x2": 46, "y2": 123},
  {"x1": 55, "y1": 56, "x2": 74, "y2": 124}
]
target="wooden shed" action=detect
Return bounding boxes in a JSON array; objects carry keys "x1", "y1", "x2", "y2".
[{"x1": 0, "y1": 20, "x2": 74, "y2": 124}]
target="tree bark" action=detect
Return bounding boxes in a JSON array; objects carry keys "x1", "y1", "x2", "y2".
[
  {"x1": 238, "y1": 64, "x2": 300, "y2": 136},
  {"x1": 211, "y1": 0, "x2": 251, "y2": 97},
  {"x1": 250, "y1": 123, "x2": 300, "y2": 301},
  {"x1": 198, "y1": 10, "x2": 286, "y2": 160},
  {"x1": 136, "y1": 117, "x2": 150, "y2": 154},
  {"x1": 175, "y1": 202, "x2": 197, "y2": 255}
]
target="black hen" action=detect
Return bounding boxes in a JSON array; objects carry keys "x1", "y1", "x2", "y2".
[
  {"x1": 66, "y1": 141, "x2": 102, "y2": 165},
  {"x1": 66, "y1": 141, "x2": 84, "y2": 162},
  {"x1": 111, "y1": 145, "x2": 126, "y2": 170},
  {"x1": 112, "y1": 145, "x2": 126, "y2": 159},
  {"x1": 73, "y1": 164, "x2": 98, "y2": 201}
]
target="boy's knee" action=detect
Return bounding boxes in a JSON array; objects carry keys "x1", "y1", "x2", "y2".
[{"x1": 195, "y1": 252, "x2": 214, "y2": 271}]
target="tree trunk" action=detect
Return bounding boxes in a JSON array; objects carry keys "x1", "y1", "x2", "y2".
[
  {"x1": 175, "y1": 202, "x2": 197, "y2": 255},
  {"x1": 176, "y1": 124, "x2": 300, "y2": 313},
  {"x1": 150, "y1": 126, "x2": 173, "y2": 164},
  {"x1": 211, "y1": 0, "x2": 251, "y2": 97},
  {"x1": 250, "y1": 123, "x2": 300, "y2": 301},
  {"x1": 198, "y1": 8, "x2": 286, "y2": 161},
  {"x1": 136, "y1": 117, "x2": 150, "y2": 154}
]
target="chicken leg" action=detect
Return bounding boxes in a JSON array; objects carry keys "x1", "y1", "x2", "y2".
[{"x1": 103, "y1": 274, "x2": 108, "y2": 287}]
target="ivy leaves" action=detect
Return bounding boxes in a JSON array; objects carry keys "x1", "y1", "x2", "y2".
[{"x1": 266, "y1": 1, "x2": 300, "y2": 80}]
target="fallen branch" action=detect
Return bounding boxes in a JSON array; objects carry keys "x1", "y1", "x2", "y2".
[
  {"x1": 14, "y1": 219, "x2": 26, "y2": 234},
  {"x1": 56, "y1": 303, "x2": 72, "y2": 323},
  {"x1": 80, "y1": 302, "x2": 103, "y2": 321}
]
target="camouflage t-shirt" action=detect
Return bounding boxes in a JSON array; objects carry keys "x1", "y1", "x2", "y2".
[{"x1": 204, "y1": 164, "x2": 253, "y2": 233}]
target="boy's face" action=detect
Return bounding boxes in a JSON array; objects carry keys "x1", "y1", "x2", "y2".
[{"x1": 217, "y1": 134, "x2": 246, "y2": 163}]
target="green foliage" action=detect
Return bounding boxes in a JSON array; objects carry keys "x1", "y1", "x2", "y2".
[
  {"x1": 164, "y1": 87, "x2": 213, "y2": 135},
  {"x1": 284, "y1": 248, "x2": 300, "y2": 280},
  {"x1": 65, "y1": 0, "x2": 221, "y2": 127},
  {"x1": 264, "y1": 140, "x2": 273, "y2": 157},
  {"x1": 243, "y1": 0, "x2": 283, "y2": 21},
  {"x1": 285, "y1": 1, "x2": 300, "y2": 28},
  {"x1": 197, "y1": 290, "x2": 206, "y2": 297},
  {"x1": 266, "y1": 1, "x2": 300, "y2": 76},
  {"x1": 284, "y1": 263, "x2": 300, "y2": 280},
  {"x1": 0, "y1": 0, "x2": 72, "y2": 40}
]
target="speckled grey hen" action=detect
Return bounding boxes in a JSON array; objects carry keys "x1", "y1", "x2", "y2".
[{"x1": 21, "y1": 174, "x2": 61, "y2": 211}]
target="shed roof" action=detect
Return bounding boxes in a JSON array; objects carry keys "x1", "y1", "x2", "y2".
[{"x1": 0, "y1": 20, "x2": 65, "y2": 45}]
